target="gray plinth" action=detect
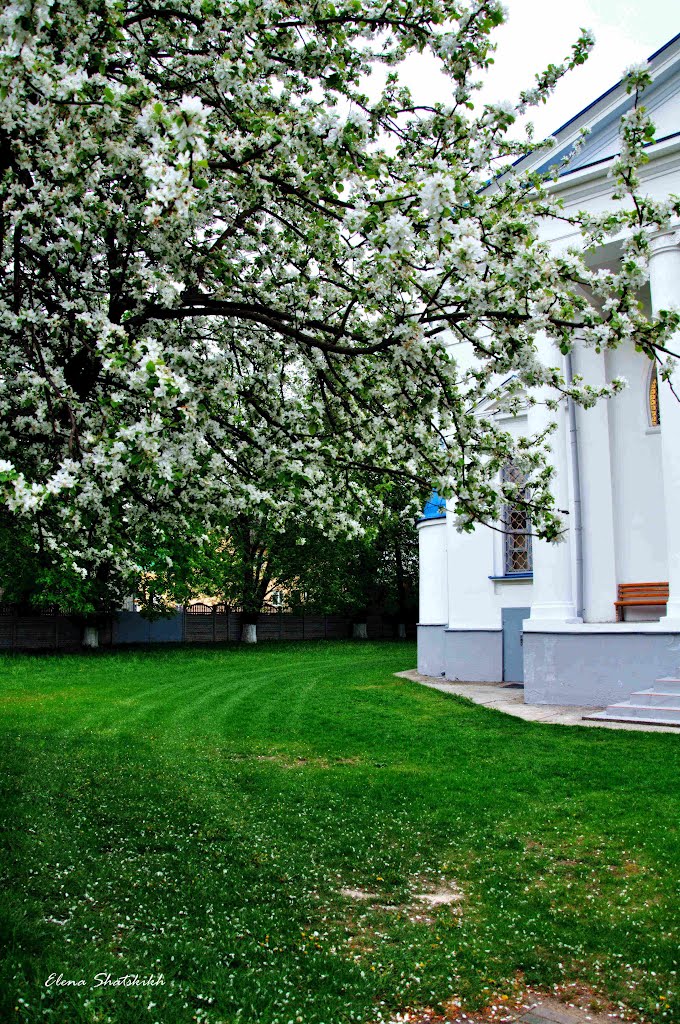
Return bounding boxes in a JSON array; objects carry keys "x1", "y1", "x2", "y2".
[
  {"x1": 524, "y1": 629, "x2": 680, "y2": 705},
  {"x1": 417, "y1": 624, "x2": 446, "y2": 677},
  {"x1": 443, "y1": 628, "x2": 502, "y2": 682}
]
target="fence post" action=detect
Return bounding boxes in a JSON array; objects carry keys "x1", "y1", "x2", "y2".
[{"x1": 212, "y1": 606, "x2": 216, "y2": 643}]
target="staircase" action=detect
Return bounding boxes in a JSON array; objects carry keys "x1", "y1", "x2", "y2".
[{"x1": 584, "y1": 677, "x2": 680, "y2": 727}]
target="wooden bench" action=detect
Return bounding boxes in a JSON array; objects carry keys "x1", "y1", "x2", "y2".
[{"x1": 615, "y1": 582, "x2": 668, "y2": 621}]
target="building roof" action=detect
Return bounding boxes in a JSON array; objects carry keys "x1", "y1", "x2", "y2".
[
  {"x1": 518, "y1": 32, "x2": 680, "y2": 179},
  {"x1": 421, "y1": 491, "x2": 446, "y2": 520}
]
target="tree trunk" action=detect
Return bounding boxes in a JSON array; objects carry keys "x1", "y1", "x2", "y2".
[
  {"x1": 241, "y1": 622, "x2": 257, "y2": 643},
  {"x1": 395, "y1": 541, "x2": 407, "y2": 640},
  {"x1": 82, "y1": 625, "x2": 99, "y2": 648},
  {"x1": 235, "y1": 515, "x2": 270, "y2": 645}
]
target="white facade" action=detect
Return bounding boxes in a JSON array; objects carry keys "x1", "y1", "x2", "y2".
[{"x1": 418, "y1": 34, "x2": 680, "y2": 705}]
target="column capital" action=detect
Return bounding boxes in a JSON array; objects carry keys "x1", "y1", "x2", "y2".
[{"x1": 649, "y1": 227, "x2": 680, "y2": 258}]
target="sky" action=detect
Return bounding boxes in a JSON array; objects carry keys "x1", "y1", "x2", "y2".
[{"x1": 392, "y1": 0, "x2": 679, "y2": 140}]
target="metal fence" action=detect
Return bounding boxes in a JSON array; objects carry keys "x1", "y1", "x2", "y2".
[
  {"x1": 0, "y1": 604, "x2": 413, "y2": 652},
  {"x1": 0, "y1": 605, "x2": 112, "y2": 652}
]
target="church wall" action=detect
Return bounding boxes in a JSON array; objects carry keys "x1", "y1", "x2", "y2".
[
  {"x1": 646, "y1": 74, "x2": 680, "y2": 139},
  {"x1": 417, "y1": 517, "x2": 448, "y2": 677},
  {"x1": 446, "y1": 413, "x2": 534, "y2": 632},
  {"x1": 446, "y1": 517, "x2": 533, "y2": 629},
  {"x1": 418, "y1": 39, "x2": 680, "y2": 703}
]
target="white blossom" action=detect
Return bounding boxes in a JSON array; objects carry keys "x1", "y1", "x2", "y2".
[{"x1": 0, "y1": 1, "x2": 676, "y2": 610}]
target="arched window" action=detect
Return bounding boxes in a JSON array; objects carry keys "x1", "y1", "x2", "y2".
[
  {"x1": 648, "y1": 365, "x2": 661, "y2": 428},
  {"x1": 502, "y1": 464, "x2": 533, "y2": 575}
]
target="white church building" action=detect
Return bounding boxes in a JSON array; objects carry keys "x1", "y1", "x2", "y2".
[{"x1": 417, "y1": 32, "x2": 680, "y2": 723}]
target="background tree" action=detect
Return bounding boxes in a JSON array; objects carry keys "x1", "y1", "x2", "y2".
[
  {"x1": 282, "y1": 486, "x2": 420, "y2": 638},
  {"x1": 1, "y1": 0, "x2": 678, "y2": 616},
  {"x1": 174, "y1": 512, "x2": 300, "y2": 643},
  {"x1": 158, "y1": 480, "x2": 421, "y2": 642}
]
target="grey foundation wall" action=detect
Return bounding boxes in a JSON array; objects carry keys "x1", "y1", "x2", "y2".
[
  {"x1": 524, "y1": 629, "x2": 680, "y2": 705},
  {"x1": 417, "y1": 626, "x2": 504, "y2": 682},
  {"x1": 417, "y1": 624, "x2": 446, "y2": 677},
  {"x1": 444, "y1": 628, "x2": 502, "y2": 682}
]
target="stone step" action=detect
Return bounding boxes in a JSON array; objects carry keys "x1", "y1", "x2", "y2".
[
  {"x1": 589, "y1": 702, "x2": 680, "y2": 724},
  {"x1": 584, "y1": 709, "x2": 680, "y2": 728},
  {"x1": 629, "y1": 689, "x2": 680, "y2": 708},
  {"x1": 655, "y1": 678, "x2": 680, "y2": 693},
  {"x1": 611, "y1": 702, "x2": 680, "y2": 722}
]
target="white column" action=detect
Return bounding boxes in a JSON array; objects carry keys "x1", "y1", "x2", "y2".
[
  {"x1": 417, "y1": 516, "x2": 448, "y2": 625},
  {"x1": 527, "y1": 344, "x2": 579, "y2": 625},
  {"x1": 573, "y1": 344, "x2": 618, "y2": 621},
  {"x1": 649, "y1": 228, "x2": 680, "y2": 626}
]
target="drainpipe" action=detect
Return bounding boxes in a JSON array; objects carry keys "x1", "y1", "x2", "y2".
[{"x1": 564, "y1": 352, "x2": 584, "y2": 620}]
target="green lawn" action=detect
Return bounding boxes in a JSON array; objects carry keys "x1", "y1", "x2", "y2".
[{"x1": 0, "y1": 642, "x2": 678, "y2": 1024}]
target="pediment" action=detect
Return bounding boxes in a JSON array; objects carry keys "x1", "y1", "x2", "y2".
[
  {"x1": 523, "y1": 33, "x2": 680, "y2": 178},
  {"x1": 474, "y1": 375, "x2": 528, "y2": 419}
]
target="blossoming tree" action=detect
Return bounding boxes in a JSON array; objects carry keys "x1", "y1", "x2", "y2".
[
  {"x1": 0, "y1": 0, "x2": 678, "y2": 620},
  {"x1": 141, "y1": 479, "x2": 419, "y2": 642}
]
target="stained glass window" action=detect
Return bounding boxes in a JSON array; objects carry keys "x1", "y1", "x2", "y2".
[
  {"x1": 649, "y1": 366, "x2": 660, "y2": 428},
  {"x1": 502, "y1": 463, "x2": 533, "y2": 575}
]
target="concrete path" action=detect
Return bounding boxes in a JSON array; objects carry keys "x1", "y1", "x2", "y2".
[
  {"x1": 386, "y1": 993, "x2": 634, "y2": 1024},
  {"x1": 515, "y1": 1000, "x2": 615, "y2": 1024},
  {"x1": 396, "y1": 670, "x2": 680, "y2": 733}
]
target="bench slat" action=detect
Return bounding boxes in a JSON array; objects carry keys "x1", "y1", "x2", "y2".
[
  {"x1": 615, "y1": 599, "x2": 667, "y2": 606},
  {"x1": 617, "y1": 588, "x2": 668, "y2": 593}
]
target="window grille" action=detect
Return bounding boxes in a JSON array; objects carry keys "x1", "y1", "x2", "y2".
[
  {"x1": 649, "y1": 366, "x2": 660, "y2": 427},
  {"x1": 502, "y1": 464, "x2": 533, "y2": 575}
]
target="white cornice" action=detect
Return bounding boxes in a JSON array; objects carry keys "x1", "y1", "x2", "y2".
[
  {"x1": 551, "y1": 134, "x2": 680, "y2": 197},
  {"x1": 515, "y1": 36, "x2": 680, "y2": 178}
]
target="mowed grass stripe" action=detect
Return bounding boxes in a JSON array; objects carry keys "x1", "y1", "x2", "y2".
[{"x1": 0, "y1": 641, "x2": 678, "y2": 1024}]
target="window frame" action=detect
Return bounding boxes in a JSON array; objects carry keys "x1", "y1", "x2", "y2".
[
  {"x1": 501, "y1": 463, "x2": 533, "y2": 577},
  {"x1": 647, "y1": 363, "x2": 661, "y2": 429}
]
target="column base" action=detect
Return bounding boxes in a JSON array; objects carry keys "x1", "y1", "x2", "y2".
[
  {"x1": 528, "y1": 602, "x2": 580, "y2": 624},
  {"x1": 645, "y1": 616, "x2": 680, "y2": 632}
]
